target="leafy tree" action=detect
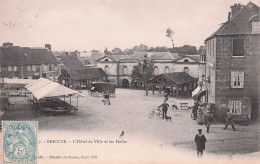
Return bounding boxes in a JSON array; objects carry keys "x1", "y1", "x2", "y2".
[
  {"x1": 112, "y1": 47, "x2": 123, "y2": 55},
  {"x1": 123, "y1": 49, "x2": 134, "y2": 55},
  {"x1": 197, "y1": 46, "x2": 206, "y2": 55},
  {"x1": 131, "y1": 59, "x2": 154, "y2": 84},
  {"x1": 169, "y1": 45, "x2": 197, "y2": 55},
  {"x1": 166, "y1": 28, "x2": 174, "y2": 48},
  {"x1": 133, "y1": 44, "x2": 149, "y2": 52}
]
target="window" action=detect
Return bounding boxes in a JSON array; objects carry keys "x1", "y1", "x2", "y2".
[
  {"x1": 27, "y1": 65, "x2": 31, "y2": 71},
  {"x1": 164, "y1": 66, "x2": 169, "y2": 73},
  {"x1": 104, "y1": 59, "x2": 109, "y2": 62},
  {"x1": 231, "y1": 70, "x2": 244, "y2": 88},
  {"x1": 184, "y1": 59, "x2": 189, "y2": 62},
  {"x1": 184, "y1": 67, "x2": 189, "y2": 74},
  {"x1": 233, "y1": 39, "x2": 244, "y2": 56},
  {"x1": 123, "y1": 66, "x2": 128, "y2": 75},
  {"x1": 8, "y1": 66, "x2": 12, "y2": 71},
  {"x1": 252, "y1": 21, "x2": 260, "y2": 34},
  {"x1": 32, "y1": 65, "x2": 36, "y2": 72},
  {"x1": 104, "y1": 65, "x2": 109, "y2": 74},
  {"x1": 13, "y1": 66, "x2": 17, "y2": 71},
  {"x1": 154, "y1": 66, "x2": 159, "y2": 75},
  {"x1": 228, "y1": 99, "x2": 242, "y2": 114}
]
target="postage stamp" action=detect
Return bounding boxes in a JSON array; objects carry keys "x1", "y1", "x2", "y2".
[{"x1": 2, "y1": 121, "x2": 38, "y2": 164}]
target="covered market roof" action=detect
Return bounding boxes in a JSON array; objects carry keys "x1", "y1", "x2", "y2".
[
  {"x1": 64, "y1": 67, "x2": 107, "y2": 81},
  {"x1": 147, "y1": 72, "x2": 198, "y2": 85},
  {"x1": 25, "y1": 78, "x2": 86, "y2": 100}
]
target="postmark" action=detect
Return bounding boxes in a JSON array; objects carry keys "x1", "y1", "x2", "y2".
[{"x1": 2, "y1": 121, "x2": 38, "y2": 164}]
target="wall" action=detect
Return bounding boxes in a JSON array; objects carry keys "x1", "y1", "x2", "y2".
[
  {"x1": 173, "y1": 64, "x2": 200, "y2": 78},
  {"x1": 153, "y1": 62, "x2": 173, "y2": 75},
  {"x1": 213, "y1": 35, "x2": 260, "y2": 119}
]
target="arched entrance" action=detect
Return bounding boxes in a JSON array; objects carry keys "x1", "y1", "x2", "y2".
[{"x1": 122, "y1": 79, "x2": 129, "y2": 88}]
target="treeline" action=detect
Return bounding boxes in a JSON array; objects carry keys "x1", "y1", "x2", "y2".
[{"x1": 92, "y1": 44, "x2": 204, "y2": 55}]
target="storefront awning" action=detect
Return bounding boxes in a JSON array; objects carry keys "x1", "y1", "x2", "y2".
[{"x1": 193, "y1": 89, "x2": 206, "y2": 101}]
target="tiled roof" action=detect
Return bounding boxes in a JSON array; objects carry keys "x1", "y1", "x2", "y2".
[
  {"x1": 121, "y1": 52, "x2": 173, "y2": 60},
  {"x1": 66, "y1": 68, "x2": 107, "y2": 80},
  {"x1": 89, "y1": 52, "x2": 105, "y2": 64},
  {"x1": 147, "y1": 72, "x2": 197, "y2": 85},
  {"x1": 206, "y1": 2, "x2": 260, "y2": 40},
  {"x1": 60, "y1": 55, "x2": 84, "y2": 70},
  {"x1": 109, "y1": 55, "x2": 129, "y2": 61},
  {"x1": 95, "y1": 55, "x2": 129, "y2": 62},
  {"x1": 0, "y1": 46, "x2": 59, "y2": 66},
  {"x1": 121, "y1": 52, "x2": 150, "y2": 60},
  {"x1": 150, "y1": 52, "x2": 174, "y2": 60}
]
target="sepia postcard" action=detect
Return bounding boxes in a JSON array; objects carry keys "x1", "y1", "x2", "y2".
[{"x1": 0, "y1": 0, "x2": 260, "y2": 163}]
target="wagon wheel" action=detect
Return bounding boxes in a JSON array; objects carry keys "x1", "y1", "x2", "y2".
[{"x1": 148, "y1": 111, "x2": 154, "y2": 119}]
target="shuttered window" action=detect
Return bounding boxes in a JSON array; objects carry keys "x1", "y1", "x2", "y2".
[{"x1": 233, "y1": 39, "x2": 244, "y2": 56}]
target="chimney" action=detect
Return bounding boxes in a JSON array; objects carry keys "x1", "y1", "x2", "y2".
[
  {"x1": 230, "y1": 3, "x2": 243, "y2": 19},
  {"x1": 45, "y1": 44, "x2": 51, "y2": 51},
  {"x1": 2, "y1": 42, "x2": 13, "y2": 47}
]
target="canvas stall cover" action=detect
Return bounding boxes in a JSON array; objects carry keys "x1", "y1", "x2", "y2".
[{"x1": 25, "y1": 78, "x2": 85, "y2": 100}]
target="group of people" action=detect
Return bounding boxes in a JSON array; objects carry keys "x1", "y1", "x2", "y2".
[
  {"x1": 157, "y1": 97, "x2": 237, "y2": 158},
  {"x1": 195, "y1": 108, "x2": 237, "y2": 158}
]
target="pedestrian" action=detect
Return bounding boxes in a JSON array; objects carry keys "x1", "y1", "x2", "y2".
[
  {"x1": 197, "y1": 106, "x2": 204, "y2": 125},
  {"x1": 223, "y1": 109, "x2": 236, "y2": 131},
  {"x1": 164, "y1": 91, "x2": 168, "y2": 101},
  {"x1": 204, "y1": 108, "x2": 213, "y2": 133},
  {"x1": 195, "y1": 129, "x2": 207, "y2": 157},
  {"x1": 192, "y1": 100, "x2": 200, "y2": 120},
  {"x1": 158, "y1": 100, "x2": 169, "y2": 120}
]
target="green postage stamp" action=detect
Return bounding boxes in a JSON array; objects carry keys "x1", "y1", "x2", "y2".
[{"x1": 2, "y1": 121, "x2": 38, "y2": 164}]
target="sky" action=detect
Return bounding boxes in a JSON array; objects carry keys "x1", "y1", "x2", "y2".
[{"x1": 0, "y1": 0, "x2": 259, "y2": 51}]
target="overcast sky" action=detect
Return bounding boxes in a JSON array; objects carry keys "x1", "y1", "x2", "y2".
[{"x1": 0, "y1": 0, "x2": 259, "y2": 51}]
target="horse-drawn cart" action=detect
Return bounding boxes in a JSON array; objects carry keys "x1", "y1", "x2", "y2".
[{"x1": 89, "y1": 82, "x2": 116, "y2": 97}]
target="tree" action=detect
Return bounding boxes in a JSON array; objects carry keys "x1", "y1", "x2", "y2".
[
  {"x1": 131, "y1": 59, "x2": 154, "y2": 86},
  {"x1": 133, "y1": 44, "x2": 149, "y2": 52},
  {"x1": 112, "y1": 47, "x2": 123, "y2": 55},
  {"x1": 123, "y1": 49, "x2": 134, "y2": 55},
  {"x1": 169, "y1": 45, "x2": 197, "y2": 55},
  {"x1": 166, "y1": 28, "x2": 174, "y2": 48}
]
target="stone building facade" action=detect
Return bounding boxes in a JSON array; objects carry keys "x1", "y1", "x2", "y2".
[
  {"x1": 0, "y1": 43, "x2": 60, "y2": 81},
  {"x1": 96, "y1": 52, "x2": 201, "y2": 87},
  {"x1": 205, "y1": 2, "x2": 260, "y2": 120}
]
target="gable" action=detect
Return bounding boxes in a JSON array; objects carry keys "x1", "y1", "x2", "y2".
[
  {"x1": 99, "y1": 57, "x2": 114, "y2": 62},
  {"x1": 175, "y1": 57, "x2": 197, "y2": 63},
  {"x1": 96, "y1": 55, "x2": 116, "y2": 62}
]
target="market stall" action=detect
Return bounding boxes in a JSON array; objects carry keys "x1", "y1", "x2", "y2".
[{"x1": 25, "y1": 78, "x2": 86, "y2": 115}]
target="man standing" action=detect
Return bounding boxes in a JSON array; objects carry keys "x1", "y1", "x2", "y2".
[
  {"x1": 164, "y1": 91, "x2": 169, "y2": 101},
  {"x1": 192, "y1": 100, "x2": 200, "y2": 120},
  {"x1": 223, "y1": 109, "x2": 236, "y2": 131},
  {"x1": 195, "y1": 129, "x2": 207, "y2": 157},
  {"x1": 158, "y1": 100, "x2": 169, "y2": 120},
  {"x1": 204, "y1": 108, "x2": 213, "y2": 133}
]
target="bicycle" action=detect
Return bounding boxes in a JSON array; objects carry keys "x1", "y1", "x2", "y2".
[{"x1": 148, "y1": 107, "x2": 163, "y2": 119}]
